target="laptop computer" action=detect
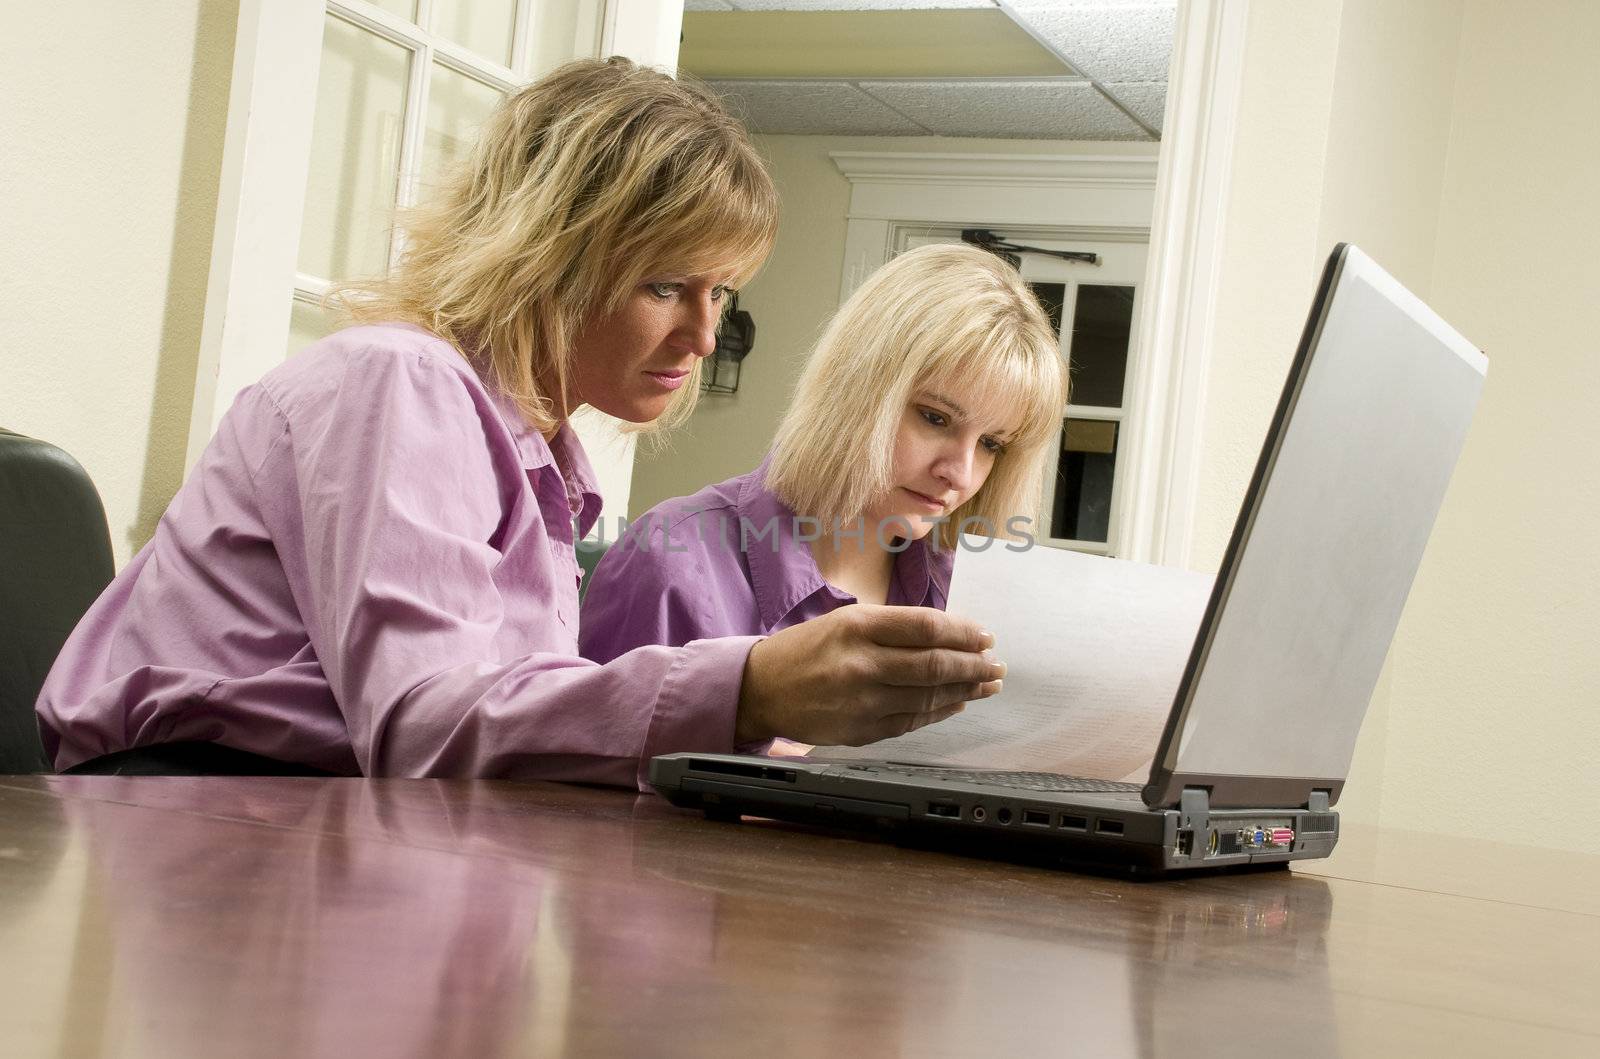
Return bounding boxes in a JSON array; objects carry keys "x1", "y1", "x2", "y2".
[{"x1": 650, "y1": 243, "x2": 1488, "y2": 876}]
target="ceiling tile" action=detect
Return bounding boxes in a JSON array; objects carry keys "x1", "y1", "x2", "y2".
[
  {"x1": 1101, "y1": 81, "x2": 1166, "y2": 133},
  {"x1": 707, "y1": 80, "x2": 930, "y2": 135},
  {"x1": 860, "y1": 79, "x2": 1151, "y2": 139},
  {"x1": 1004, "y1": 2, "x2": 1176, "y2": 83}
]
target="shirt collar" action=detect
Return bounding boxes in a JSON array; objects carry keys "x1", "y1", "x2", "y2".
[
  {"x1": 488, "y1": 390, "x2": 604, "y2": 538},
  {"x1": 738, "y1": 459, "x2": 832, "y2": 631},
  {"x1": 737, "y1": 457, "x2": 955, "y2": 629}
]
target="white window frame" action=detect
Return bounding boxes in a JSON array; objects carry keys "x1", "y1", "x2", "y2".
[
  {"x1": 188, "y1": 0, "x2": 684, "y2": 522},
  {"x1": 830, "y1": 0, "x2": 1247, "y2": 568}
]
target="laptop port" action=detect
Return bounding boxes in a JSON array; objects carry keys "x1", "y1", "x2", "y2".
[
  {"x1": 996, "y1": 808, "x2": 1013, "y2": 824},
  {"x1": 1095, "y1": 819, "x2": 1125, "y2": 836},
  {"x1": 1021, "y1": 809, "x2": 1050, "y2": 827},
  {"x1": 1175, "y1": 829, "x2": 1195, "y2": 856},
  {"x1": 926, "y1": 802, "x2": 959, "y2": 819},
  {"x1": 971, "y1": 806, "x2": 988, "y2": 823},
  {"x1": 1058, "y1": 814, "x2": 1087, "y2": 831}
]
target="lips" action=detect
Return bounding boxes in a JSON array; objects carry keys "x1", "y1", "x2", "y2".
[
  {"x1": 644, "y1": 368, "x2": 691, "y2": 391},
  {"x1": 902, "y1": 487, "x2": 949, "y2": 513}
]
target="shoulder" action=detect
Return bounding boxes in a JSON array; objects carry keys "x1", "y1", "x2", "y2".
[
  {"x1": 636, "y1": 472, "x2": 746, "y2": 532},
  {"x1": 241, "y1": 324, "x2": 523, "y2": 497},
  {"x1": 589, "y1": 470, "x2": 757, "y2": 586},
  {"x1": 261, "y1": 323, "x2": 486, "y2": 419}
]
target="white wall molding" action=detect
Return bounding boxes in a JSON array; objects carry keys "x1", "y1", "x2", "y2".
[
  {"x1": 830, "y1": 151, "x2": 1159, "y2": 190},
  {"x1": 830, "y1": 150, "x2": 1159, "y2": 234},
  {"x1": 186, "y1": 0, "x2": 323, "y2": 469},
  {"x1": 1117, "y1": 0, "x2": 1249, "y2": 568}
]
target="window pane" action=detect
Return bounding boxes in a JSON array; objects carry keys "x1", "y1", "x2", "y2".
[
  {"x1": 421, "y1": 63, "x2": 504, "y2": 197},
  {"x1": 1028, "y1": 281, "x2": 1066, "y2": 338},
  {"x1": 1051, "y1": 418, "x2": 1118, "y2": 543},
  {"x1": 288, "y1": 298, "x2": 336, "y2": 357},
  {"x1": 533, "y1": 0, "x2": 600, "y2": 76},
  {"x1": 299, "y1": 17, "x2": 410, "y2": 282},
  {"x1": 432, "y1": 0, "x2": 517, "y2": 68},
  {"x1": 369, "y1": 0, "x2": 417, "y2": 23},
  {"x1": 1067, "y1": 284, "x2": 1134, "y2": 407}
]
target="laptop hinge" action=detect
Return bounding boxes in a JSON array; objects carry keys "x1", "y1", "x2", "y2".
[
  {"x1": 1306, "y1": 789, "x2": 1332, "y2": 812},
  {"x1": 1178, "y1": 787, "x2": 1211, "y2": 829}
]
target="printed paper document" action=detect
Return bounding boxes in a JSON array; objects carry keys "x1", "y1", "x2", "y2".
[{"x1": 815, "y1": 538, "x2": 1214, "y2": 781}]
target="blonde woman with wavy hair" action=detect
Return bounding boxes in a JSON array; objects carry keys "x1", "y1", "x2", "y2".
[
  {"x1": 583, "y1": 244, "x2": 1065, "y2": 703},
  {"x1": 40, "y1": 60, "x2": 1005, "y2": 782}
]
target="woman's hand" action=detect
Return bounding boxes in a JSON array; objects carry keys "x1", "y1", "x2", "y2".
[{"x1": 735, "y1": 605, "x2": 1005, "y2": 746}]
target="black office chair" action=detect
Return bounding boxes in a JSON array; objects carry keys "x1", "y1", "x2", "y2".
[{"x1": 0, "y1": 428, "x2": 115, "y2": 773}]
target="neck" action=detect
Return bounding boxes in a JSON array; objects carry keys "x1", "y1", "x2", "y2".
[{"x1": 809, "y1": 521, "x2": 902, "y2": 604}]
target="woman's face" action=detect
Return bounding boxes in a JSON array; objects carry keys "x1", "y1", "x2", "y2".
[
  {"x1": 569, "y1": 273, "x2": 735, "y2": 423},
  {"x1": 866, "y1": 382, "x2": 1020, "y2": 542}
]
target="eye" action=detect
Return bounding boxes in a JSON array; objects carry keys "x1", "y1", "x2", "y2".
[
  {"x1": 711, "y1": 285, "x2": 734, "y2": 304},
  {"x1": 646, "y1": 281, "x2": 682, "y2": 299},
  {"x1": 980, "y1": 435, "x2": 1007, "y2": 456},
  {"x1": 919, "y1": 407, "x2": 949, "y2": 428}
]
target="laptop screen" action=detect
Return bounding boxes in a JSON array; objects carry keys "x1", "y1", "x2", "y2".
[{"x1": 1146, "y1": 245, "x2": 1487, "y2": 807}]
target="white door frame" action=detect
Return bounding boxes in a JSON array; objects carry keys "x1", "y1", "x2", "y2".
[{"x1": 830, "y1": 0, "x2": 1247, "y2": 569}]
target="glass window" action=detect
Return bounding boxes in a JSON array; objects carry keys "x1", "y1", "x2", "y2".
[
  {"x1": 369, "y1": 0, "x2": 417, "y2": 23},
  {"x1": 298, "y1": 15, "x2": 411, "y2": 282},
  {"x1": 288, "y1": 297, "x2": 336, "y2": 357},
  {"x1": 432, "y1": 0, "x2": 518, "y2": 68},
  {"x1": 1028, "y1": 281, "x2": 1066, "y2": 338},
  {"x1": 1066, "y1": 284, "x2": 1133, "y2": 408},
  {"x1": 1052, "y1": 418, "x2": 1119, "y2": 543},
  {"x1": 421, "y1": 63, "x2": 505, "y2": 196}
]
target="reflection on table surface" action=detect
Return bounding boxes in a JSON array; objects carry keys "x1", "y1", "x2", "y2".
[{"x1": 1, "y1": 776, "x2": 1595, "y2": 1058}]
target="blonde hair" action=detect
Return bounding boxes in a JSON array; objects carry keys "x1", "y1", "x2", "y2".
[
  {"x1": 768, "y1": 243, "x2": 1066, "y2": 550},
  {"x1": 335, "y1": 57, "x2": 779, "y2": 434}
]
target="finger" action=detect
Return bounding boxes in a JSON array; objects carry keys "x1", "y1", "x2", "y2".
[
  {"x1": 872, "y1": 702, "x2": 966, "y2": 742},
  {"x1": 853, "y1": 605, "x2": 994, "y2": 652},
  {"x1": 871, "y1": 645, "x2": 1007, "y2": 688},
  {"x1": 871, "y1": 679, "x2": 1001, "y2": 717}
]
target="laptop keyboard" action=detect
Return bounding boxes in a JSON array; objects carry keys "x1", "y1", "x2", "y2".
[{"x1": 850, "y1": 764, "x2": 1140, "y2": 794}]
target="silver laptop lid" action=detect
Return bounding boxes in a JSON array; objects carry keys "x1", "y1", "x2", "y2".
[{"x1": 1143, "y1": 244, "x2": 1487, "y2": 809}]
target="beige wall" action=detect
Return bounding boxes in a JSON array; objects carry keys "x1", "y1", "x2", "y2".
[
  {"x1": 0, "y1": 1, "x2": 237, "y2": 568},
  {"x1": 627, "y1": 133, "x2": 1159, "y2": 519},
  {"x1": 1205, "y1": 0, "x2": 1600, "y2": 850}
]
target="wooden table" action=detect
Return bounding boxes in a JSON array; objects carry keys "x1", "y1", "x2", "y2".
[{"x1": 1, "y1": 776, "x2": 1595, "y2": 1057}]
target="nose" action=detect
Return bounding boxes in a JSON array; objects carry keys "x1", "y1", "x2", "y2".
[
  {"x1": 680, "y1": 291, "x2": 721, "y2": 359},
  {"x1": 932, "y1": 440, "x2": 977, "y2": 495}
]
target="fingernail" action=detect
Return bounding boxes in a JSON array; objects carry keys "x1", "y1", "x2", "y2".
[
  {"x1": 979, "y1": 628, "x2": 996, "y2": 649},
  {"x1": 988, "y1": 659, "x2": 1007, "y2": 680},
  {"x1": 989, "y1": 678, "x2": 1003, "y2": 695}
]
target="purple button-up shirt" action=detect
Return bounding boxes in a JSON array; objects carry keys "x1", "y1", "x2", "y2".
[
  {"x1": 36, "y1": 323, "x2": 757, "y2": 786},
  {"x1": 579, "y1": 463, "x2": 954, "y2": 665}
]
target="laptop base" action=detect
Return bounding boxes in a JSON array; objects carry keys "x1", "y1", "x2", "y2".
[{"x1": 651, "y1": 754, "x2": 1339, "y2": 879}]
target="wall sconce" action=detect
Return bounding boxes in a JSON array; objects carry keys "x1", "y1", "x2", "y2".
[{"x1": 701, "y1": 293, "x2": 755, "y2": 395}]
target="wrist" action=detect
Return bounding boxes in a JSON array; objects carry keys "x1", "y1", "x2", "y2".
[{"x1": 734, "y1": 637, "x2": 774, "y2": 744}]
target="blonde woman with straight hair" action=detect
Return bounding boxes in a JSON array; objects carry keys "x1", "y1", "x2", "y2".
[
  {"x1": 39, "y1": 60, "x2": 1005, "y2": 782},
  {"x1": 582, "y1": 244, "x2": 1066, "y2": 709}
]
